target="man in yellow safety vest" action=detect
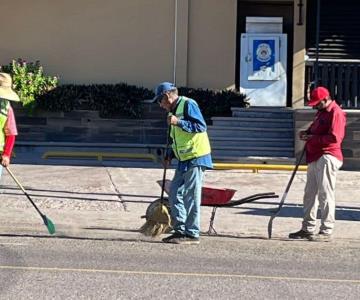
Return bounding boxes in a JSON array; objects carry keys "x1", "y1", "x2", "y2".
[{"x1": 154, "y1": 82, "x2": 212, "y2": 245}]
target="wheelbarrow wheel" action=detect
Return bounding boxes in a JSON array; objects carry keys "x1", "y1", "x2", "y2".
[{"x1": 145, "y1": 198, "x2": 173, "y2": 233}]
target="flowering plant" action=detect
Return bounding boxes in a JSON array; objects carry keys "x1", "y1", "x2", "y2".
[{"x1": 1, "y1": 58, "x2": 58, "y2": 113}]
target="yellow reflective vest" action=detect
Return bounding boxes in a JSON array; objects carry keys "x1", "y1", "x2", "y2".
[
  {"x1": 170, "y1": 97, "x2": 211, "y2": 161},
  {"x1": 0, "y1": 100, "x2": 10, "y2": 152}
]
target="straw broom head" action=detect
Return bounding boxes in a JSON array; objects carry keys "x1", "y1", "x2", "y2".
[{"x1": 139, "y1": 202, "x2": 171, "y2": 237}]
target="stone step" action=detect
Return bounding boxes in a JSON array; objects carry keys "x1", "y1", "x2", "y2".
[
  {"x1": 141, "y1": 103, "x2": 166, "y2": 119},
  {"x1": 211, "y1": 117, "x2": 293, "y2": 128},
  {"x1": 210, "y1": 137, "x2": 293, "y2": 147},
  {"x1": 231, "y1": 107, "x2": 293, "y2": 119},
  {"x1": 17, "y1": 128, "x2": 167, "y2": 143},
  {"x1": 17, "y1": 115, "x2": 167, "y2": 128},
  {"x1": 15, "y1": 141, "x2": 165, "y2": 148},
  {"x1": 231, "y1": 107, "x2": 294, "y2": 112},
  {"x1": 212, "y1": 155, "x2": 296, "y2": 164},
  {"x1": 93, "y1": 126, "x2": 166, "y2": 134},
  {"x1": 91, "y1": 119, "x2": 166, "y2": 128},
  {"x1": 16, "y1": 132, "x2": 46, "y2": 141},
  {"x1": 212, "y1": 150, "x2": 294, "y2": 158},
  {"x1": 63, "y1": 110, "x2": 100, "y2": 119},
  {"x1": 212, "y1": 145, "x2": 293, "y2": 151},
  {"x1": 208, "y1": 126, "x2": 293, "y2": 138},
  {"x1": 14, "y1": 106, "x2": 297, "y2": 159},
  {"x1": 18, "y1": 122, "x2": 167, "y2": 132},
  {"x1": 211, "y1": 147, "x2": 294, "y2": 157},
  {"x1": 16, "y1": 116, "x2": 47, "y2": 125},
  {"x1": 33, "y1": 133, "x2": 164, "y2": 144}
]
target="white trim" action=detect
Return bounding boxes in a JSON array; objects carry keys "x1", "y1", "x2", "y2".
[{"x1": 307, "y1": 58, "x2": 360, "y2": 63}]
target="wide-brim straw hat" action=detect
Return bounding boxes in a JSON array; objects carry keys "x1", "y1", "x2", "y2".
[{"x1": 0, "y1": 72, "x2": 20, "y2": 102}]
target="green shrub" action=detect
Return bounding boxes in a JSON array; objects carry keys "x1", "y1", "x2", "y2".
[
  {"x1": 36, "y1": 83, "x2": 247, "y2": 120},
  {"x1": 178, "y1": 87, "x2": 248, "y2": 122},
  {"x1": 36, "y1": 83, "x2": 153, "y2": 118},
  {"x1": 1, "y1": 59, "x2": 58, "y2": 114},
  {"x1": 0, "y1": 59, "x2": 247, "y2": 119}
]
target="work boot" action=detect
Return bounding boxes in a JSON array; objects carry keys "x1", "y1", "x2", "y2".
[
  {"x1": 162, "y1": 232, "x2": 186, "y2": 244},
  {"x1": 183, "y1": 235, "x2": 200, "y2": 245},
  {"x1": 162, "y1": 233, "x2": 200, "y2": 245},
  {"x1": 288, "y1": 229, "x2": 314, "y2": 240},
  {"x1": 308, "y1": 231, "x2": 333, "y2": 242}
]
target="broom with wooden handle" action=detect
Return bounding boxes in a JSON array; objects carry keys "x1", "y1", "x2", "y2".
[
  {"x1": 6, "y1": 167, "x2": 56, "y2": 235},
  {"x1": 139, "y1": 160, "x2": 171, "y2": 237},
  {"x1": 267, "y1": 147, "x2": 305, "y2": 238},
  {"x1": 139, "y1": 131, "x2": 171, "y2": 237}
]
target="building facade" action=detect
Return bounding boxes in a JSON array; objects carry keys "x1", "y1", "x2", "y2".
[{"x1": 1, "y1": 0, "x2": 307, "y2": 107}]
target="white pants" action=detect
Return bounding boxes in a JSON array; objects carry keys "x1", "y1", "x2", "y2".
[{"x1": 302, "y1": 155, "x2": 342, "y2": 234}]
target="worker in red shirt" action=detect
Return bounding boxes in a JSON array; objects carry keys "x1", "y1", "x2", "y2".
[
  {"x1": 0, "y1": 73, "x2": 19, "y2": 178},
  {"x1": 289, "y1": 86, "x2": 346, "y2": 241}
]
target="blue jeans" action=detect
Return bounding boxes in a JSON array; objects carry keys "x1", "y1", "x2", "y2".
[{"x1": 169, "y1": 166, "x2": 205, "y2": 238}]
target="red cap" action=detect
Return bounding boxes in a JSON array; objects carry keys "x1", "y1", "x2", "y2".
[{"x1": 307, "y1": 87, "x2": 330, "y2": 106}]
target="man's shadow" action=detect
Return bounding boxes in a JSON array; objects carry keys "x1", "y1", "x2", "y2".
[{"x1": 233, "y1": 203, "x2": 360, "y2": 221}]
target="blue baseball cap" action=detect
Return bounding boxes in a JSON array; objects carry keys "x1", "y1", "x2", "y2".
[{"x1": 153, "y1": 82, "x2": 176, "y2": 103}]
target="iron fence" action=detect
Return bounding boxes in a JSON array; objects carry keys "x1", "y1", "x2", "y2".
[{"x1": 305, "y1": 59, "x2": 360, "y2": 108}]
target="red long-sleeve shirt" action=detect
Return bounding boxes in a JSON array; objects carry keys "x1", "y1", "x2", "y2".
[
  {"x1": 305, "y1": 101, "x2": 346, "y2": 163},
  {"x1": 2, "y1": 106, "x2": 17, "y2": 158},
  {"x1": 3, "y1": 135, "x2": 15, "y2": 157}
]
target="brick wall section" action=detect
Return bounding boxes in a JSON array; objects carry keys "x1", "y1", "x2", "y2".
[{"x1": 14, "y1": 104, "x2": 168, "y2": 145}]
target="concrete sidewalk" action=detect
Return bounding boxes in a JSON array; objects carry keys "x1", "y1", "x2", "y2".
[{"x1": 0, "y1": 161, "x2": 359, "y2": 242}]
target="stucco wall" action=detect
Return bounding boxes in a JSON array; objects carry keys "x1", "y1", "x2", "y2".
[
  {"x1": 1, "y1": 0, "x2": 305, "y2": 101},
  {"x1": 187, "y1": 0, "x2": 237, "y2": 89},
  {"x1": 0, "y1": 0, "x2": 176, "y2": 88},
  {"x1": 0, "y1": 0, "x2": 238, "y2": 90}
]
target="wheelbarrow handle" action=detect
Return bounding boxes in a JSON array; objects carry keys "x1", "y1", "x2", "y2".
[{"x1": 215, "y1": 193, "x2": 278, "y2": 207}]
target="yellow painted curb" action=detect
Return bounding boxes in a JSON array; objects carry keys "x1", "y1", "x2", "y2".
[
  {"x1": 213, "y1": 163, "x2": 307, "y2": 173},
  {"x1": 42, "y1": 151, "x2": 157, "y2": 162}
]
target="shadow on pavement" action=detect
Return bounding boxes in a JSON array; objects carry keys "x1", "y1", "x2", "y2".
[
  {"x1": 0, "y1": 233, "x2": 160, "y2": 244},
  {"x1": 234, "y1": 205, "x2": 360, "y2": 221}
]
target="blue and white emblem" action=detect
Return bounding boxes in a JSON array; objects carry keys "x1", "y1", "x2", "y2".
[{"x1": 256, "y1": 43, "x2": 272, "y2": 63}]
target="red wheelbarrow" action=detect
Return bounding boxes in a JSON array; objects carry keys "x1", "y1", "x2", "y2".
[{"x1": 146, "y1": 180, "x2": 279, "y2": 235}]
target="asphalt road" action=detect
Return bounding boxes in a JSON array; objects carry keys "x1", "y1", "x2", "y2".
[
  {"x1": 0, "y1": 235, "x2": 359, "y2": 299},
  {"x1": 0, "y1": 163, "x2": 360, "y2": 299}
]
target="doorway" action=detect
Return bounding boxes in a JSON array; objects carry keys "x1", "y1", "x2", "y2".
[{"x1": 236, "y1": 1, "x2": 294, "y2": 107}]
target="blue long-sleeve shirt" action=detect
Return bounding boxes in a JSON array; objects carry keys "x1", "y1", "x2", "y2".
[{"x1": 169, "y1": 97, "x2": 213, "y2": 171}]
